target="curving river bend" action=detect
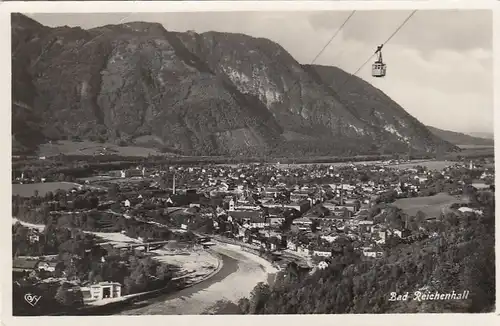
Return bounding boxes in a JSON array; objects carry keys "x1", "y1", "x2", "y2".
[{"x1": 115, "y1": 244, "x2": 278, "y2": 315}]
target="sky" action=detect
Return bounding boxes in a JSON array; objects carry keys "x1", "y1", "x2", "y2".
[{"x1": 27, "y1": 10, "x2": 493, "y2": 134}]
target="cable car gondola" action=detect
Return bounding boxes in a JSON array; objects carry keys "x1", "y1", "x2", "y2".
[{"x1": 372, "y1": 44, "x2": 386, "y2": 78}]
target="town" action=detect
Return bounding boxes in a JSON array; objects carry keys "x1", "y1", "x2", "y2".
[{"x1": 11, "y1": 156, "x2": 495, "y2": 315}]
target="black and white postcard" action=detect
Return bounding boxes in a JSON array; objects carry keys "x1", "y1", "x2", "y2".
[{"x1": 1, "y1": 0, "x2": 498, "y2": 325}]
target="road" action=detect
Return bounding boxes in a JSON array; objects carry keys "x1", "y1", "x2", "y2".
[{"x1": 114, "y1": 243, "x2": 278, "y2": 315}]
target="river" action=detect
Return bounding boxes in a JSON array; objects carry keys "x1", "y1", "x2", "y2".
[{"x1": 114, "y1": 243, "x2": 278, "y2": 315}]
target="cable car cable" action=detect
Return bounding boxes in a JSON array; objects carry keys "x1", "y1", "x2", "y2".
[
  {"x1": 310, "y1": 10, "x2": 357, "y2": 65},
  {"x1": 336, "y1": 10, "x2": 417, "y2": 93},
  {"x1": 281, "y1": 10, "x2": 356, "y2": 97}
]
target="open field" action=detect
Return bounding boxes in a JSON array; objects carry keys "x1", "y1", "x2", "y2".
[
  {"x1": 390, "y1": 161, "x2": 459, "y2": 171},
  {"x1": 12, "y1": 182, "x2": 81, "y2": 197},
  {"x1": 266, "y1": 160, "x2": 459, "y2": 171},
  {"x1": 12, "y1": 217, "x2": 46, "y2": 231},
  {"x1": 77, "y1": 176, "x2": 116, "y2": 183},
  {"x1": 83, "y1": 231, "x2": 143, "y2": 245},
  {"x1": 152, "y1": 248, "x2": 219, "y2": 282},
  {"x1": 37, "y1": 140, "x2": 172, "y2": 158},
  {"x1": 457, "y1": 144, "x2": 494, "y2": 149},
  {"x1": 393, "y1": 192, "x2": 467, "y2": 218}
]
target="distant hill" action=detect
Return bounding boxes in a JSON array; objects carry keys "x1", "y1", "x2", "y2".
[
  {"x1": 426, "y1": 126, "x2": 494, "y2": 146},
  {"x1": 468, "y1": 132, "x2": 494, "y2": 140}
]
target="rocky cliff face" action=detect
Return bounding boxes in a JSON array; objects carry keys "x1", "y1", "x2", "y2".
[{"x1": 11, "y1": 13, "x2": 457, "y2": 156}]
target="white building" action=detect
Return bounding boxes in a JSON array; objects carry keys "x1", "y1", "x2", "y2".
[
  {"x1": 89, "y1": 282, "x2": 122, "y2": 301},
  {"x1": 312, "y1": 250, "x2": 332, "y2": 257},
  {"x1": 363, "y1": 250, "x2": 383, "y2": 258},
  {"x1": 318, "y1": 261, "x2": 329, "y2": 270},
  {"x1": 320, "y1": 235, "x2": 338, "y2": 243},
  {"x1": 38, "y1": 261, "x2": 57, "y2": 272},
  {"x1": 458, "y1": 207, "x2": 483, "y2": 215}
]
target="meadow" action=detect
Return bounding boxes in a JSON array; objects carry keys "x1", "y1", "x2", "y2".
[
  {"x1": 12, "y1": 181, "x2": 80, "y2": 197},
  {"x1": 37, "y1": 140, "x2": 170, "y2": 158},
  {"x1": 390, "y1": 160, "x2": 458, "y2": 171},
  {"x1": 457, "y1": 145, "x2": 494, "y2": 149},
  {"x1": 271, "y1": 160, "x2": 459, "y2": 171},
  {"x1": 392, "y1": 192, "x2": 466, "y2": 218}
]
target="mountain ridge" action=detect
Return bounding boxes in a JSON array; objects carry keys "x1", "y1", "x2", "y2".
[
  {"x1": 468, "y1": 131, "x2": 494, "y2": 140},
  {"x1": 426, "y1": 125, "x2": 494, "y2": 146},
  {"x1": 11, "y1": 13, "x2": 457, "y2": 157}
]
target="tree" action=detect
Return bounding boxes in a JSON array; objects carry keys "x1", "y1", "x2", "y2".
[
  {"x1": 156, "y1": 263, "x2": 172, "y2": 281},
  {"x1": 310, "y1": 220, "x2": 320, "y2": 233},
  {"x1": 108, "y1": 184, "x2": 119, "y2": 200},
  {"x1": 45, "y1": 191, "x2": 54, "y2": 201},
  {"x1": 55, "y1": 283, "x2": 74, "y2": 306},
  {"x1": 258, "y1": 246, "x2": 266, "y2": 256},
  {"x1": 238, "y1": 297, "x2": 251, "y2": 314},
  {"x1": 249, "y1": 282, "x2": 271, "y2": 314},
  {"x1": 415, "y1": 210, "x2": 427, "y2": 225}
]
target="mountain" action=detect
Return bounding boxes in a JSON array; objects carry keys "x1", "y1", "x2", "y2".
[
  {"x1": 11, "y1": 14, "x2": 457, "y2": 157},
  {"x1": 426, "y1": 126, "x2": 494, "y2": 146}
]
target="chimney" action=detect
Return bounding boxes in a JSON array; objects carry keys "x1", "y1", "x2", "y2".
[
  {"x1": 340, "y1": 180, "x2": 344, "y2": 205},
  {"x1": 172, "y1": 173, "x2": 176, "y2": 195}
]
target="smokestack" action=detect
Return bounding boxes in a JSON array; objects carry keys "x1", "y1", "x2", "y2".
[
  {"x1": 173, "y1": 173, "x2": 176, "y2": 195},
  {"x1": 340, "y1": 178, "x2": 344, "y2": 205}
]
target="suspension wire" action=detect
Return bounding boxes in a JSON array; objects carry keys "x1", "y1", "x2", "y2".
[
  {"x1": 310, "y1": 10, "x2": 356, "y2": 65},
  {"x1": 282, "y1": 10, "x2": 356, "y2": 96},
  {"x1": 336, "y1": 10, "x2": 417, "y2": 94}
]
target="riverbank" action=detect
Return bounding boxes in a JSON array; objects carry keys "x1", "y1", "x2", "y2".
[
  {"x1": 211, "y1": 235, "x2": 311, "y2": 270},
  {"x1": 81, "y1": 248, "x2": 223, "y2": 309},
  {"x1": 12, "y1": 217, "x2": 226, "y2": 315},
  {"x1": 44, "y1": 248, "x2": 223, "y2": 315},
  {"x1": 12, "y1": 217, "x2": 45, "y2": 231},
  {"x1": 116, "y1": 243, "x2": 279, "y2": 315},
  {"x1": 13, "y1": 215, "x2": 280, "y2": 315}
]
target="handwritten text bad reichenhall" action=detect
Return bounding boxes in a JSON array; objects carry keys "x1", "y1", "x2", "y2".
[{"x1": 389, "y1": 290, "x2": 470, "y2": 302}]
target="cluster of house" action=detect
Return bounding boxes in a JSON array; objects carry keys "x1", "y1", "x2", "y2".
[
  {"x1": 178, "y1": 161, "x2": 493, "y2": 261},
  {"x1": 13, "y1": 159, "x2": 494, "y2": 289},
  {"x1": 90, "y1": 161, "x2": 493, "y2": 262},
  {"x1": 13, "y1": 257, "x2": 123, "y2": 303},
  {"x1": 13, "y1": 258, "x2": 58, "y2": 275}
]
